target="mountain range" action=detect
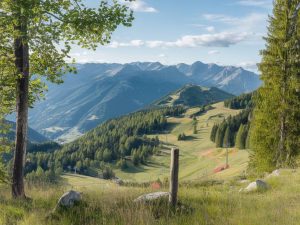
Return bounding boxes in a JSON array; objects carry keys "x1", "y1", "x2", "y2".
[{"x1": 25, "y1": 61, "x2": 261, "y2": 142}]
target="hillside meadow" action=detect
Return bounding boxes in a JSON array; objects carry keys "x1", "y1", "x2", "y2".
[
  {"x1": 1, "y1": 169, "x2": 300, "y2": 225},
  {"x1": 1, "y1": 102, "x2": 299, "y2": 225},
  {"x1": 115, "y1": 102, "x2": 248, "y2": 182}
]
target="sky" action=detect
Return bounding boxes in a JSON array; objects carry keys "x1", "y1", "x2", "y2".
[{"x1": 70, "y1": 0, "x2": 273, "y2": 72}]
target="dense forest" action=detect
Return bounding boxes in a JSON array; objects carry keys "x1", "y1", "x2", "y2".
[
  {"x1": 224, "y1": 92, "x2": 254, "y2": 109},
  {"x1": 210, "y1": 91, "x2": 254, "y2": 149},
  {"x1": 20, "y1": 107, "x2": 185, "y2": 178},
  {"x1": 210, "y1": 109, "x2": 251, "y2": 149}
]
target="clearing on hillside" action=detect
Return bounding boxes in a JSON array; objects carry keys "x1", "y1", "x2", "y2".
[{"x1": 115, "y1": 102, "x2": 249, "y2": 182}]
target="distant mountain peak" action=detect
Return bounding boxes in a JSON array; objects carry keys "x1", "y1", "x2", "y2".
[
  {"x1": 153, "y1": 84, "x2": 234, "y2": 108},
  {"x1": 27, "y1": 61, "x2": 261, "y2": 141}
]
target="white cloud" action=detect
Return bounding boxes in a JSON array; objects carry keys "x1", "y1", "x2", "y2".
[
  {"x1": 109, "y1": 40, "x2": 145, "y2": 48},
  {"x1": 236, "y1": 61, "x2": 258, "y2": 72},
  {"x1": 208, "y1": 50, "x2": 221, "y2": 55},
  {"x1": 203, "y1": 13, "x2": 267, "y2": 31},
  {"x1": 108, "y1": 32, "x2": 250, "y2": 49},
  {"x1": 236, "y1": 0, "x2": 272, "y2": 8},
  {"x1": 206, "y1": 26, "x2": 215, "y2": 32},
  {"x1": 202, "y1": 13, "x2": 267, "y2": 44},
  {"x1": 120, "y1": 0, "x2": 157, "y2": 13}
]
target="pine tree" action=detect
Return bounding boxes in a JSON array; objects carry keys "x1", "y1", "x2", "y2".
[
  {"x1": 250, "y1": 0, "x2": 300, "y2": 172},
  {"x1": 215, "y1": 124, "x2": 226, "y2": 148},
  {"x1": 223, "y1": 126, "x2": 232, "y2": 148},
  {"x1": 192, "y1": 117, "x2": 198, "y2": 134},
  {"x1": 210, "y1": 124, "x2": 218, "y2": 142},
  {"x1": 235, "y1": 124, "x2": 247, "y2": 149}
]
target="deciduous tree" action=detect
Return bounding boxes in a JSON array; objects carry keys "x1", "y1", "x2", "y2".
[{"x1": 0, "y1": 0, "x2": 133, "y2": 198}]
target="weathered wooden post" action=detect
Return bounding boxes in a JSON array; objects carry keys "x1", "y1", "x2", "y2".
[{"x1": 169, "y1": 148, "x2": 179, "y2": 208}]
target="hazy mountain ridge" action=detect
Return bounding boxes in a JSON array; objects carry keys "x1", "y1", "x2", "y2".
[
  {"x1": 27, "y1": 61, "x2": 261, "y2": 142},
  {"x1": 4, "y1": 120, "x2": 48, "y2": 143}
]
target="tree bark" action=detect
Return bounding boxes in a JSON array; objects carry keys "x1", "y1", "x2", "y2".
[{"x1": 12, "y1": 10, "x2": 29, "y2": 199}]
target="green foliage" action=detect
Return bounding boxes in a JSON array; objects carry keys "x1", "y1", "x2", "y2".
[
  {"x1": 215, "y1": 123, "x2": 226, "y2": 148},
  {"x1": 235, "y1": 124, "x2": 248, "y2": 150},
  {"x1": 177, "y1": 133, "x2": 187, "y2": 141},
  {"x1": 211, "y1": 110, "x2": 251, "y2": 148},
  {"x1": 190, "y1": 105, "x2": 213, "y2": 118},
  {"x1": 250, "y1": 0, "x2": 300, "y2": 172},
  {"x1": 0, "y1": 0, "x2": 134, "y2": 190},
  {"x1": 173, "y1": 86, "x2": 234, "y2": 107},
  {"x1": 26, "y1": 166, "x2": 60, "y2": 185},
  {"x1": 192, "y1": 117, "x2": 198, "y2": 134},
  {"x1": 210, "y1": 124, "x2": 218, "y2": 142},
  {"x1": 3, "y1": 169, "x2": 300, "y2": 225},
  {"x1": 116, "y1": 159, "x2": 128, "y2": 170},
  {"x1": 23, "y1": 107, "x2": 183, "y2": 177},
  {"x1": 0, "y1": 0, "x2": 134, "y2": 113},
  {"x1": 27, "y1": 141, "x2": 61, "y2": 153},
  {"x1": 0, "y1": 119, "x2": 11, "y2": 183},
  {"x1": 102, "y1": 166, "x2": 115, "y2": 180},
  {"x1": 223, "y1": 126, "x2": 232, "y2": 148},
  {"x1": 103, "y1": 149, "x2": 113, "y2": 162},
  {"x1": 0, "y1": 0, "x2": 134, "y2": 84},
  {"x1": 224, "y1": 92, "x2": 254, "y2": 109}
]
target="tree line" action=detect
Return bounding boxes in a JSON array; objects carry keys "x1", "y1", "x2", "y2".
[
  {"x1": 224, "y1": 92, "x2": 254, "y2": 109},
  {"x1": 210, "y1": 109, "x2": 251, "y2": 149},
  {"x1": 18, "y1": 107, "x2": 185, "y2": 178}
]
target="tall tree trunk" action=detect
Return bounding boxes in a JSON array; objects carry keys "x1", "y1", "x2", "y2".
[{"x1": 11, "y1": 12, "x2": 29, "y2": 199}]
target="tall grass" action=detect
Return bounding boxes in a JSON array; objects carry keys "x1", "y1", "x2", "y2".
[{"x1": 1, "y1": 169, "x2": 300, "y2": 225}]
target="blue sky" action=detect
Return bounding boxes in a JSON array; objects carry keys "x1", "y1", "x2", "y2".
[{"x1": 71, "y1": 0, "x2": 273, "y2": 72}]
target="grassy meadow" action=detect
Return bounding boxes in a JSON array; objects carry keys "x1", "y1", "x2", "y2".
[
  {"x1": 116, "y1": 102, "x2": 248, "y2": 182},
  {"x1": 1, "y1": 169, "x2": 300, "y2": 225},
  {"x1": 1, "y1": 102, "x2": 299, "y2": 225}
]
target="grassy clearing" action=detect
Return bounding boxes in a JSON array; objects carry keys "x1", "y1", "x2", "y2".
[
  {"x1": 1, "y1": 169, "x2": 300, "y2": 225},
  {"x1": 0, "y1": 102, "x2": 278, "y2": 225},
  {"x1": 116, "y1": 102, "x2": 248, "y2": 182}
]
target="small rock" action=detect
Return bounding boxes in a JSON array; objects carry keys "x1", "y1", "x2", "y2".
[
  {"x1": 240, "y1": 180, "x2": 269, "y2": 192},
  {"x1": 239, "y1": 179, "x2": 250, "y2": 184},
  {"x1": 134, "y1": 192, "x2": 169, "y2": 203},
  {"x1": 57, "y1": 190, "x2": 82, "y2": 208},
  {"x1": 266, "y1": 169, "x2": 280, "y2": 179},
  {"x1": 112, "y1": 177, "x2": 123, "y2": 185}
]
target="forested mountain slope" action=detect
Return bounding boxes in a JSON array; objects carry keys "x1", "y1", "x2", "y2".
[{"x1": 24, "y1": 62, "x2": 260, "y2": 141}]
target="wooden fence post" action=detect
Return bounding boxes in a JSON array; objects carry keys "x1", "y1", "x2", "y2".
[{"x1": 169, "y1": 148, "x2": 179, "y2": 207}]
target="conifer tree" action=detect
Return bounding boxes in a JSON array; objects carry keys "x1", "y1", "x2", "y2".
[
  {"x1": 215, "y1": 124, "x2": 226, "y2": 148},
  {"x1": 223, "y1": 126, "x2": 232, "y2": 148},
  {"x1": 210, "y1": 124, "x2": 218, "y2": 142},
  {"x1": 235, "y1": 124, "x2": 247, "y2": 149},
  {"x1": 192, "y1": 117, "x2": 198, "y2": 135},
  {"x1": 250, "y1": 0, "x2": 300, "y2": 172}
]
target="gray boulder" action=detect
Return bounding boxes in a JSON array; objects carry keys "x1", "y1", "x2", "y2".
[
  {"x1": 134, "y1": 192, "x2": 169, "y2": 203},
  {"x1": 57, "y1": 190, "x2": 82, "y2": 208},
  {"x1": 239, "y1": 179, "x2": 250, "y2": 184},
  {"x1": 266, "y1": 169, "x2": 280, "y2": 179},
  {"x1": 112, "y1": 177, "x2": 124, "y2": 185},
  {"x1": 240, "y1": 180, "x2": 269, "y2": 193}
]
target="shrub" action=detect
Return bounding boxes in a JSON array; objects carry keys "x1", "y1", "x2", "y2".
[
  {"x1": 117, "y1": 159, "x2": 128, "y2": 170},
  {"x1": 102, "y1": 166, "x2": 115, "y2": 180}
]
